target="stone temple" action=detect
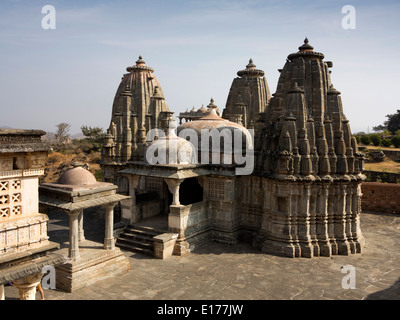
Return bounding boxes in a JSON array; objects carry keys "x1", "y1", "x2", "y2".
[
  {"x1": 101, "y1": 55, "x2": 173, "y2": 195},
  {"x1": 101, "y1": 38, "x2": 366, "y2": 259}
]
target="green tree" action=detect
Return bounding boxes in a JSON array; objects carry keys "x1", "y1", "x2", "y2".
[
  {"x1": 387, "y1": 110, "x2": 400, "y2": 134},
  {"x1": 372, "y1": 124, "x2": 386, "y2": 132},
  {"x1": 80, "y1": 125, "x2": 106, "y2": 152},
  {"x1": 370, "y1": 134, "x2": 381, "y2": 146},
  {"x1": 392, "y1": 135, "x2": 400, "y2": 148},
  {"x1": 360, "y1": 135, "x2": 371, "y2": 145},
  {"x1": 374, "y1": 109, "x2": 400, "y2": 134},
  {"x1": 381, "y1": 139, "x2": 392, "y2": 147}
]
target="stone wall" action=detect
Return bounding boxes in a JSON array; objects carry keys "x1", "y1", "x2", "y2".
[
  {"x1": 363, "y1": 171, "x2": 400, "y2": 183},
  {"x1": 379, "y1": 149, "x2": 400, "y2": 161},
  {"x1": 169, "y1": 201, "x2": 210, "y2": 254},
  {"x1": 361, "y1": 182, "x2": 400, "y2": 214}
]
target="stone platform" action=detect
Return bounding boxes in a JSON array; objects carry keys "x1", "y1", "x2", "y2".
[
  {"x1": 55, "y1": 244, "x2": 130, "y2": 293},
  {"x1": 4, "y1": 211, "x2": 400, "y2": 300}
]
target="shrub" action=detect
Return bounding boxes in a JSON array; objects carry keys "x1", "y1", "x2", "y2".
[
  {"x1": 94, "y1": 169, "x2": 102, "y2": 181},
  {"x1": 353, "y1": 134, "x2": 361, "y2": 144},
  {"x1": 391, "y1": 135, "x2": 400, "y2": 148},
  {"x1": 381, "y1": 139, "x2": 392, "y2": 147},
  {"x1": 370, "y1": 134, "x2": 381, "y2": 146},
  {"x1": 360, "y1": 135, "x2": 371, "y2": 145}
]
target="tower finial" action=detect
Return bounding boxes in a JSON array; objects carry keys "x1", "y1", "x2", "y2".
[
  {"x1": 207, "y1": 98, "x2": 217, "y2": 109},
  {"x1": 246, "y1": 58, "x2": 256, "y2": 69},
  {"x1": 136, "y1": 55, "x2": 145, "y2": 65},
  {"x1": 298, "y1": 37, "x2": 314, "y2": 51}
]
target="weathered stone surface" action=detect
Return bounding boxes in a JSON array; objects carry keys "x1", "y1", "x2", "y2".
[
  {"x1": 101, "y1": 56, "x2": 172, "y2": 194},
  {"x1": 113, "y1": 39, "x2": 366, "y2": 259},
  {"x1": 252, "y1": 39, "x2": 366, "y2": 257},
  {"x1": 7, "y1": 211, "x2": 399, "y2": 300},
  {"x1": 55, "y1": 246, "x2": 130, "y2": 293},
  {"x1": 0, "y1": 129, "x2": 63, "y2": 300},
  {"x1": 223, "y1": 59, "x2": 271, "y2": 128}
]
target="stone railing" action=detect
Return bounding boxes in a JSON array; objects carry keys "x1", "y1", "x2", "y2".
[{"x1": 0, "y1": 169, "x2": 44, "y2": 179}]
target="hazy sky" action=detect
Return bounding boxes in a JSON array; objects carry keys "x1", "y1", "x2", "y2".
[{"x1": 1, "y1": 0, "x2": 399, "y2": 135}]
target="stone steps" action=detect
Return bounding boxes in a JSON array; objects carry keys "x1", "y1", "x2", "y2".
[{"x1": 116, "y1": 224, "x2": 167, "y2": 257}]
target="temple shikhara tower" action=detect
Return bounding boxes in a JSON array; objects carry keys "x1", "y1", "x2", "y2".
[
  {"x1": 102, "y1": 39, "x2": 366, "y2": 259},
  {"x1": 223, "y1": 58, "x2": 271, "y2": 128},
  {"x1": 252, "y1": 38, "x2": 366, "y2": 257},
  {"x1": 101, "y1": 55, "x2": 172, "y2": 194}
]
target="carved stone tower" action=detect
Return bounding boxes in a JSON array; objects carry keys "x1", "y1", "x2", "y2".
[
  {"x1": 253, "y1": 38, "x2": 366, "y2": 258},
  {"x1": 101, "y1": 56, "x2": 172, "y2": 194},
  {"x1": 223, "y1": 59, "x2": 271, "y2": 128}
]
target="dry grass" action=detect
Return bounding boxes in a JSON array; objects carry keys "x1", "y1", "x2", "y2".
[
  {"x1": 364, "y1": 158, "x2": 400, "y2": 173},
  {"x1": 360, "y1": 145, "x2": 400, "y2": 151},
  {"x1": 41, "y1": 150, "x2": 102, "y2": 183}
]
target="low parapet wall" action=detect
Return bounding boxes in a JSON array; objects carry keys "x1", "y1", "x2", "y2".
[
  {"x1": 362, "y1": 182, "x2": 400, "y2": 214},
  {"x1": 364, "y1": 171, "x2": 400, "y2": 183}
]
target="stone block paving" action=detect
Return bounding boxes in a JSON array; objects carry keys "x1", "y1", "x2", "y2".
[{"x1": 4, "y1": 211, "x2": 400, "y2": 300}]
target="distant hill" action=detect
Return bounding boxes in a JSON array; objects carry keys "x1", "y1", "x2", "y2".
[
  {"x1": 71, "y1": 132, "x2": 84, "y2": 140},
  {"x1": 0, "y1": 126, "x2": 13, "y2": 129}
]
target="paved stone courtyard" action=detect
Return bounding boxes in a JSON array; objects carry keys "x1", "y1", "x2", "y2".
[{"x1": 4, "y1": 211, "x2": 400, "y2": 300}]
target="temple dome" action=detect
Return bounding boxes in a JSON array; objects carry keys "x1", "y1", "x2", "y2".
[
  {"x1": 57, "y1": 165, "x2": 97, "y2": 186},
  {"x1": 145, "y1": 119, "x2": 197, "y2": 165},
  {"x1": 177, "y1": 98, "x2": 253, "y2": 155},
  {"x1": 178, "y1": 98, "x2": 248, "y2": 136}
]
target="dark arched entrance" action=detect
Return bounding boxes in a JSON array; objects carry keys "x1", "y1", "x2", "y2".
[{"x1": 179, "y1": 177, "x2": 203, "y2": 206}]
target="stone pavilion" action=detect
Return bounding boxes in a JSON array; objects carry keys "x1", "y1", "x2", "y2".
[{"x1": 39, "y1": 163, "x2": 130, "y2": 292}]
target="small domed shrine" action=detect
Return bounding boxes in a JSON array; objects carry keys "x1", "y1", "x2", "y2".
[
  {"x1": 39, "y1": 163, "x2": 130, "y2": 292},
  {"x1": 57, "y1": 164, "x2": 98, "y2": 186}
]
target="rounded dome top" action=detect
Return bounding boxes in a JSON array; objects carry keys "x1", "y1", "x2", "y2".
[
  {"x1": 178, "y1": 98, "x2": 247, "y2": 134},
  {"x1": 177, "y1": 98, "x2": 253, "y2": 153},
  {"x1": 58, "y1": 165, "x2": 97, "y2": 186},
  {"x1": 189, "y1": 107, "x2": 197, "y2": 115},
  {"x1": 197, "y1": 106, "x2": 207, "y2": 114},
  {"x1": 145, "y1": 119, "x2": 197, "y2": 165}
]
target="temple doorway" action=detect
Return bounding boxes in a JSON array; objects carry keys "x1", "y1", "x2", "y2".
[{"x1": 179, "y1": 177, "x2": 203, "y2": 205}]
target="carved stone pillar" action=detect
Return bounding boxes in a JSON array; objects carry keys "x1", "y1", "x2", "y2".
[
  {"x1": 13, "y1": 273, "x2": 43, "y2": 300},
  {"x1": 68, "y1": 210, "x2": 81, "y2": 261},
  {"x1": 316, "y1": 184, "x2": 332, "y2": 256},
  {"x1": 78, "y1": 209, "x2": 85, "y2": 241},
  {"x1": 335, "y1": 184, "x2": 350, "y2": 255},
  {"x1": 351, "y1": 183, "x2": 365, "y2": 253},
  {"x1": 297, "y1": 184, "x2": 313, "y2": 258},
  {"x1": 165, "y1": 178, "x2": 184, "y2": 206},
  {"x1": 309, "y1": 186, "x2": 320, "y2": 257},
  {"x1": 121, "y1": 175, "x2": 140, "y2": 223},
  {"x1": 0, "y1": 284, "x2": 4, "y2": 300},
  {"x1": 345, "y1": 186, "x2": 356, "y2": 253},
  {"x1": 104, "y1": 203, "x2": 116, "y2": 250}
]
